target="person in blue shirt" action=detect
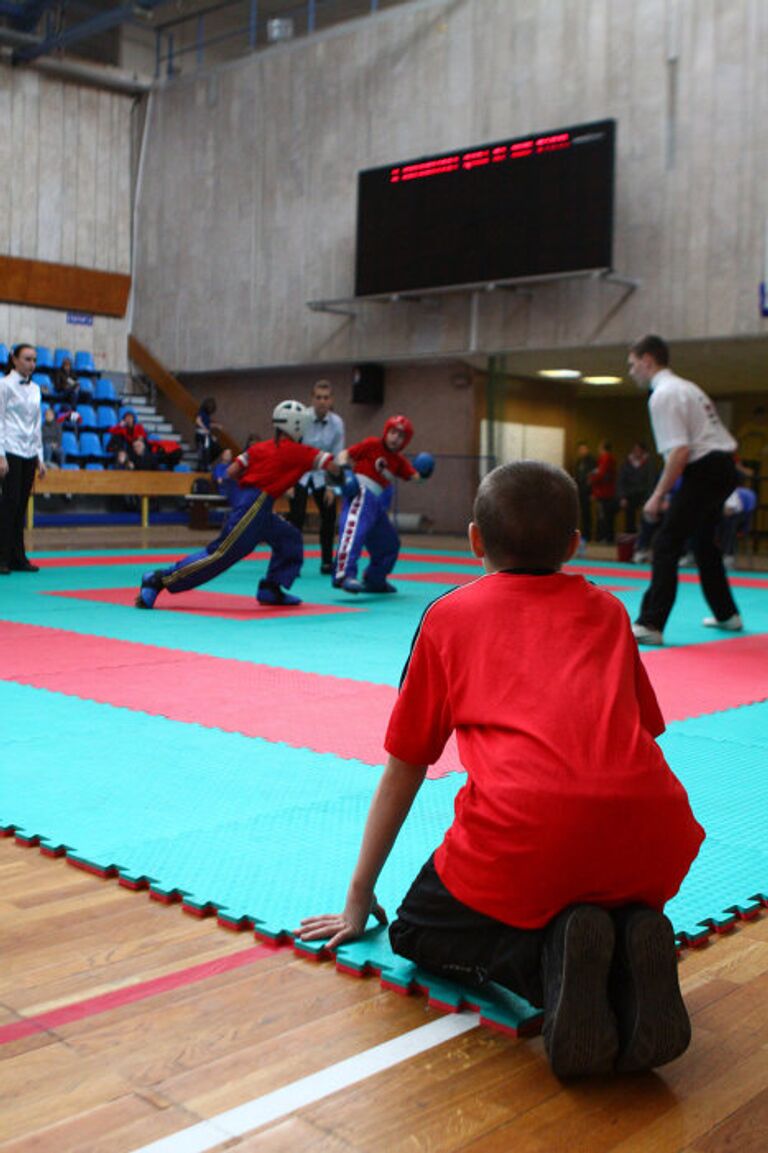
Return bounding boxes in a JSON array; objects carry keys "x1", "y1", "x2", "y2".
[{"x1": 287, "y1": 380, "x2": 345, "y2": 574}]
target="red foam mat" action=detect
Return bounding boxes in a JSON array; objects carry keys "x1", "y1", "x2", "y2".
[
  {"x1": 49, "y1": 586, "x2": 362, "y2": 620},
  {"x1": 641, "y1": 633, "x2": 768, "y2": 722},
  {"x1": 0, "y1": 619, "x2": 462, "y2": 776}
]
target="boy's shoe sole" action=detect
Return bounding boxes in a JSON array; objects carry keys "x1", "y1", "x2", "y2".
[
  {"x1": 611, "y1": 907, "x2": 691, "y2": 1073},
  {"x1": 542, "y1": 905, "x2": 618, "y2": 1079}
]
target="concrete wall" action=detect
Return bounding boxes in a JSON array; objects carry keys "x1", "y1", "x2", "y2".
[
  {"x1": 0, "y1": 66, "x2": 133, "y2": 370},
  {"x1": 133, "y1": 0, "x2": 768, "y2": 373}
]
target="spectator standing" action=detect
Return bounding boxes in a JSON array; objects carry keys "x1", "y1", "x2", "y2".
[
  {"x1": 573, "y1": 441, "x2": 596, "y2": 544},
  {"x1": 617, "y1": 442, "x2": 654, "y2": 533},
  {"x1": 627, "y1": 334, "x2": 741, "y2": 644},
  {"x1": 0, "y1": 343, "x2": 46, "y2": 573},
  {"x1": 195, "y1": 397, "x2": 222, "y2": 471},
  {"x1": 590, "y1": 439, "x2": 617, "y2": 543},
  {"x1": 288, "y1": 380, "x2": 346, "y2": 574}
]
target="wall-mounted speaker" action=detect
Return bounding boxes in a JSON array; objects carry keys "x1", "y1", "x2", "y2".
[{"x1": 352, "y1": 362, "x2": 385, "y2": 405}]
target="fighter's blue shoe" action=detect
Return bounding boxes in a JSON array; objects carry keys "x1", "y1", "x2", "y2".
[
  {"x1": 135, "y1": 571, "x2": 162, "y2": 609},
  {"x1": 339, "y1": 577, "x2": 363, "y2": 594},
  {"x1": 363, "y1": 580, "x2": 397, "y2": 593},
  {"x1": 256, "y1": 580, "x2": 302, "y2": 607}
]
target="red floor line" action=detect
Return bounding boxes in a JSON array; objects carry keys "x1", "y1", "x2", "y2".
[{"x1": 0, "y1": 943, "x2": 279, "y2": 1045}]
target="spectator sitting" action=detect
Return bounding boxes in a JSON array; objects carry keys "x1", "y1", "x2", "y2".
[
  {"x1": 42, "y1": 407, "x2": 63, "y2": 467},
  {"x1": 107, "y1": 410, "x2": 150, "y2": 455},
  {"x1": 53, "y1": 358, "x2": 80, "y2": 407},
  {"x1": 130, "y1": 437, "x2": 156, "y2": 471}
]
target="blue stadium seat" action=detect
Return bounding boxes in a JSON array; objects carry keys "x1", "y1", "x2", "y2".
[
  {"x1": 0, "y1": 343, "x2": 9, "y2": 367},
  {"x1": 76, "y1": 375, "x2": 94, "y2": 402},
  {"x1": 174, "y1": 462, "x2": 191, "y2": 471},
  {"x1": 98, "y1": 406, "x2": 118, "y2": 429},
  {"x1": 94, "y1": 377, "x2": 117, "y2": 404},
  {"x1": 35, "y1": 346, "x2": 53, "y2": 370},
  {"x1": 74, "y1": 350, "x2": 96, "y2": 374},
  {"x1": 102, "y1": 432, "x2": 115, "y2": 456},
  {"x1": 60, "y1": 430, "x2": 80, "y2": 464},
  {"x1": 77, "y1": 404, "x2": 98, "y2": 430},
  {"x1": 32, "y1": 373, "x2": 53, "y2": 397},
  {"x1": 79, "y1": 432, "x2": 105, "y2": 463},
  {"x1": 53, "y1": 348, "x2": 72, "y2": 369},
  {"x1": 85, "y1": 462, "x2": 104, "y2": 470}
]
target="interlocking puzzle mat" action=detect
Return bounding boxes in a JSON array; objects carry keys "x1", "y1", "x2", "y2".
[{"x1": 1, "y1": 547, "x2": 767, "y2": 1034}]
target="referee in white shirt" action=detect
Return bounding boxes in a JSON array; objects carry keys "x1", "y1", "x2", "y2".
[
  {"x1": 0, "y1": 343, "x2": 46, "y2": 574},
  {"x1": 287, "y1": 380, "x2": 345, "y2": 574},
  {"x1": 627, "y1": 334, "x2": 741, "y2": 645}
]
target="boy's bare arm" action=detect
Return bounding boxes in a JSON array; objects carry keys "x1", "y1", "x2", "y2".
[{"x1": 296, "y1": 755, "x2": 427, "y2": 950}]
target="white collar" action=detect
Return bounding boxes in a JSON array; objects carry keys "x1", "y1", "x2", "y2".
[{"x1": 650, "y1": 367, "x2": 674, "y2": 391}]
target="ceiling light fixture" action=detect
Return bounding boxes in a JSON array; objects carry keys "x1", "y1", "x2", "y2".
[
  {"x1": 537, "y1": 368, "x2": 582, "y2": 380},
  {"x1": 582, "y1": 375, "x2": 623, "y2": 385}
]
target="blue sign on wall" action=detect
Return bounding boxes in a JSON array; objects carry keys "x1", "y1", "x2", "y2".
[{"x1": 67, "y1": 311, "x2": 94, "y2": 326}]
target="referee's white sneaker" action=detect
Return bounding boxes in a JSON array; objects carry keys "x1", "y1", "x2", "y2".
[
  {"x1": 702, "y1": 613, "x2": 743, "y2": 631},
  {"x1": 632, "y1": 622, "x2": 664, "y2": 646}
]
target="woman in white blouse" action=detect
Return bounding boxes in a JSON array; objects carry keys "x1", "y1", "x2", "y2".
[{"x1": 0, "y1": 343, "x2": 46, "y2": 574}]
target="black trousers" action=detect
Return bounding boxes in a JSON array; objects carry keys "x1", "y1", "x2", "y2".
[
  {"x1": 577, "y1": 488, "x2": 592, "y2": 542},
  {"x1": 637, "y1": 451, "x2": 739, "y2": 632},
  {"x1": 388, "y1": 855, "x2": 546, "y2": 1007},
  {"x1": 0, "y1": 453, "x2": 38, "y2": 568},
  {"x1": 287, "y1": 482, "x2": 337, "y2": 567}
]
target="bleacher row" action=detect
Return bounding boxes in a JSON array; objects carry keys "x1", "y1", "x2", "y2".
[{"x1": 4, "y1": 342, "x2": 191, "y2": 473}]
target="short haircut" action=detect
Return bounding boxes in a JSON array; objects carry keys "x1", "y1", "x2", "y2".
[
  {"x1": 313, "y1": 379, "x2": 332, "y2": 393},
  {"x1": 629, "y1": 334, "x2": 670, "y2": 366},
  {"x1": 473, "y1": 461, "x2": 578, "y2": 569}
]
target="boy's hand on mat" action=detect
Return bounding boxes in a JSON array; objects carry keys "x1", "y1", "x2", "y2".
[{"x1": 296, "y1": 895, "x2": 388, "y2": 950}]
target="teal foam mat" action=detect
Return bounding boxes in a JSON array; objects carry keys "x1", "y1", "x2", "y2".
[{"x1": 2, "y1": 679, "x2": 766, "y2": 1032}]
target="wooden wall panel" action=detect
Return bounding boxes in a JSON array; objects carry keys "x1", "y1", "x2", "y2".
[{"x1": 0, "y1": 256, "x2": 130, "y2": 317}]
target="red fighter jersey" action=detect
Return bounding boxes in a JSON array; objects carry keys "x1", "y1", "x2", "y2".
[
  {"x1": 236, "y1": 438, "x2": 332, "y2": 498},
  {"x1": 347, "y1": 438, "x2": 417, "y2": 488},
  {"x1": 385, "y1": 572, "x2": 705, "y2": 929}
]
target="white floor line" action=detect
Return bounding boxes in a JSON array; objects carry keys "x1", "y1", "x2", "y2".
[{"x1": 131, "y1": 1013, "x2": 480, "y2": 1153}]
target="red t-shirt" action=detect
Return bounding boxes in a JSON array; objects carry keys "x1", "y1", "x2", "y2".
[
  {"x1": 347, "y1": 437, "x2": 417, "y2": 488},
  {"x1": 590, "y1": 451, "x2": 617, "y2": 499},
  {"x1": 237, "y1": 438, "x2": 331, "y2": 497},
  {"x1": 385, "y1": 571, "x2": 704, "y2": 928}
]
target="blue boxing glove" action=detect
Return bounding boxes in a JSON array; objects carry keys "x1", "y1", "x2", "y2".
[
  {"x1": 412, "y1": 452, "x2": 435, "y2": 479},
  {"x1": 339, "y1": 466, "x2": 360, "y2": 499}
]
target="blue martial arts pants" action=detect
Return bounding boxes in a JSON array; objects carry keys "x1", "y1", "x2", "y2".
[
  {"x1": 158, "y1": 489, "x2": 303, "y2": 595},
  {"x1": 334, "y1": 486, "x2": 399, "y2": 588}
]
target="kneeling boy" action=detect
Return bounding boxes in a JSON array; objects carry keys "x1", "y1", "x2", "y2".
[{"x1": 299, "y1": 461, "x2": 704, "y2": 1078}]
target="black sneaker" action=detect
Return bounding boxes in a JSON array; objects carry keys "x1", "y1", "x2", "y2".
[
  {"x1": 610, "y1": 906, "x2": 691, "y2": 1072},
  {"x1": 541, "y1": 905, "x2": 619, "y2": 1078}
]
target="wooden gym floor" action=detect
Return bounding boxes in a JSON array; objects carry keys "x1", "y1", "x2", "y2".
[{"x1": 1, "y1": 527, "x2": 767, "y2": 1152}]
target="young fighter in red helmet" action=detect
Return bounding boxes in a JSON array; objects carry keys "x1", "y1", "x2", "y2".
[
  {"x1": 333, "y1": 414, "x2": 434, "y2": 593},
  {"x1": 136, "y1": 400, "x2": 343, "y2": 609}
]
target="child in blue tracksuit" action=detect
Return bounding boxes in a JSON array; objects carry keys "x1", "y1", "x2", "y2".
[
  {"x1": 136, "y1": 401, "x2": 341, "y2": 610},
  {"x1": 333, "y1": 415, "x2": 432, "y2": 594}
]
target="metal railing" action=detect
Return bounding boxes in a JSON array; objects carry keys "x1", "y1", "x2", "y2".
[{"x1": 154, "y1": 0, "x2": 414, "y2": 78}]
